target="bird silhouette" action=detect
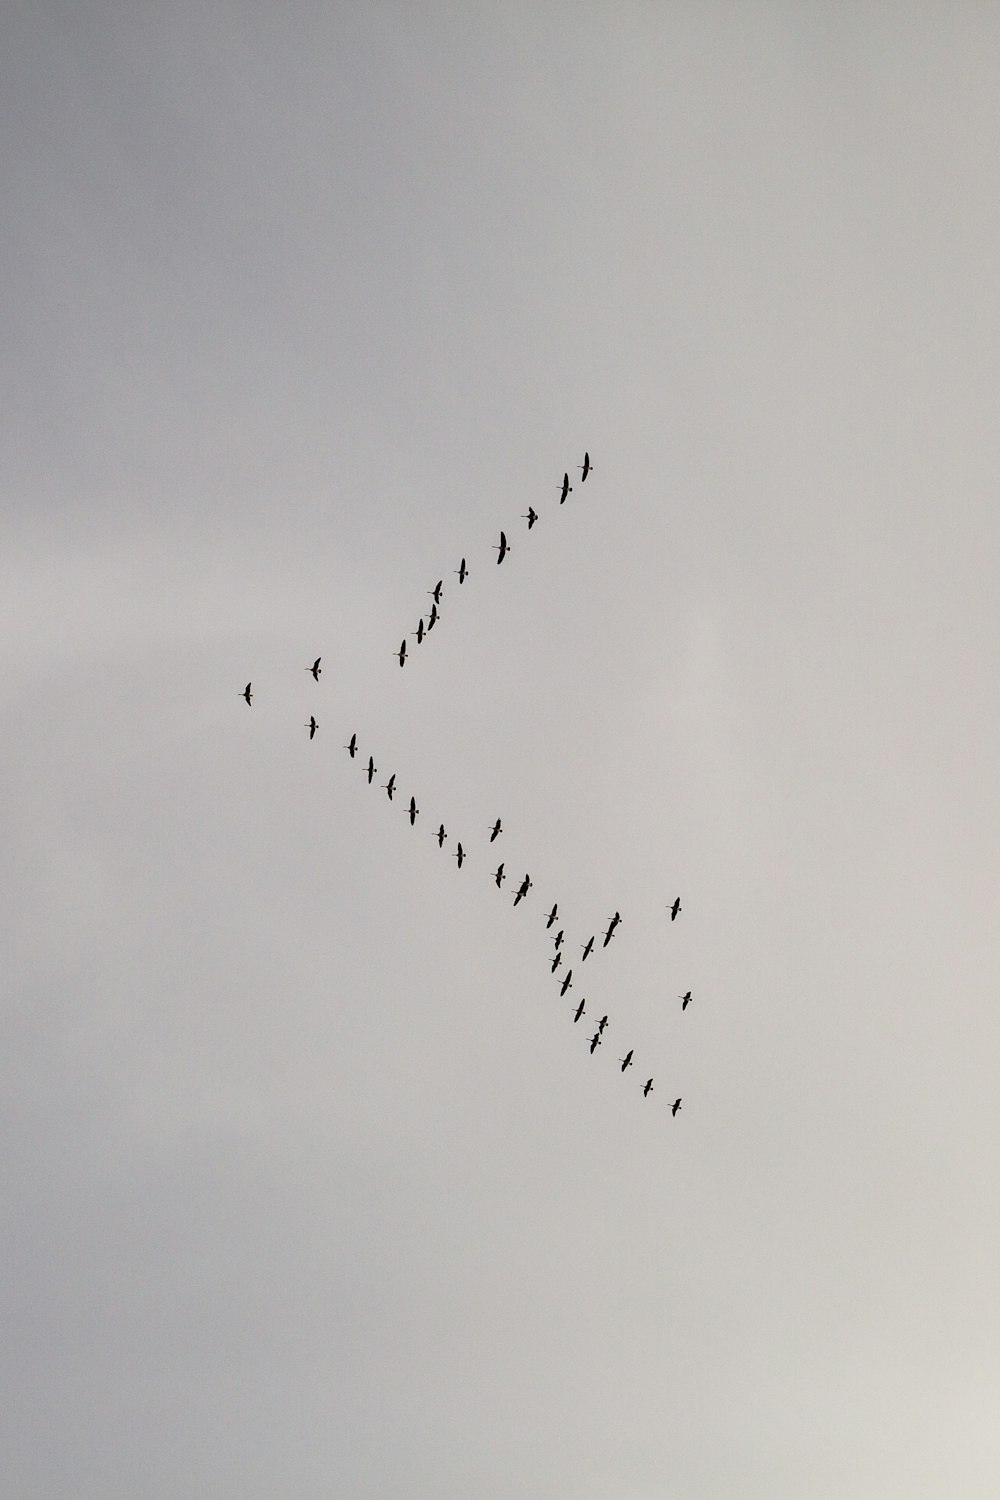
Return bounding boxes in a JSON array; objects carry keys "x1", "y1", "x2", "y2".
[
  {"x1": 427, "y1": 602, "x2": 439, "y2": 630},
  {"x1": 522, "y1": 507, "x2": 538, "y2": 530},
  {"x1": 305, "y1": 716, "x2": 318, "y2": 740},
  {"x1": 344, "y1": 732, "x2": 358, "y2": 758},
  {"x1": 552, "y1": 929, "x2": 564, "y2": 950},
  {"x1": 619, "y1": 1049, "x2": 633, "y2": 1072},
  {"x1": 643, "y1": 1078, "x2": 654, "y2": 1098},
  {"x1": 307, "y1": 657, "x2": 321, "y2": 680},
  {"x1": 671, "y1": 1098, "x2": 682, "y2": 1117},
  {"x1": 396, "y1": 639, "x2": 407, "y2": 667},
  {"x1": 454, "y1": 842, "x2": 466, "y2": 869},
  {"x1": 589, "y1": 1030, "x2": 601, "y2": 1054},
  {"x1": 597, "y1": 1014, "x2": 608, "y2": 1034},
  {"x1": 454, "y1": 558, "x2": 468, "y2": 584},
  {"x1": 558, "y1": 473, "x2": 572, "y2": 504},
  {"x1": 408, "y1": 796, "x2": 418, "y2": 826},
  {"x1": 413, "y1": 619, "x2": 425, "y2": 645},
  {"x1": 383, "y1": 773, "x2": 396, "y2": 800},
  {"x1": 559, "y1": 970, "x2": 573, "y2": 996},
  {"x1": 680, "y1": 991, "x2": 693, "y2": 1010},
  {"x1": 241, "y1": 682, "x2": 253, "y2": 705},
  {"x1": 489, "y1": 818, "x2": 502, "y2": 843},
  {"x1": 573, "y1": 998, "x2": 586, "y2": 1023},
  {"x1": 551, "y1": 952, "x2": 562, "y2": 974},
  {"x1": 603, "y1": 911, "x2": 621, "y2": 947},
  {"x1": 545, "y1": 903, "x2": 558, "y2": 929},
  {"x1": 579, "y1": 451, "x2": 592, "y2": 481},
  {"x1": 581, "y1": 935, "x2": 595, "y2": 962},
  {"x1": 435, "y1": 823, "x2": 447, "y2": 848},
  {"x1": 669, "y1": 897, "x2": 681, "y2": 921},
  {"x1": 493, "y1": 530, "x2": 509, "y2": 565},
  {"x1": 366, "y1": 756, "x2": 377, "y2": 785},
  {"x1": 494, "y1": 862, "x2": 505, "y2": 888},
  {"x1": 428, "y1": 580, "x2": 443, "y2": 606},
  {"x1": 513, "y1": 873, "x2": 532, "y2": 906}
]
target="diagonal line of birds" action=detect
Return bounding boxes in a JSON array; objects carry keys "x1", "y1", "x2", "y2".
[{"x1": 239, "y1": 453, "x2": 689, "y2": 1119}]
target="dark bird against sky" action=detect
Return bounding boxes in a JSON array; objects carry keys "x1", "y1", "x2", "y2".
[
  {"x1": 494, "y1": 530, "x2": 509, "y2": 565},
  {"x1": 435, "y1": 823, "x2": 447, "y2": 848},
  {"x1": 669, "y1": 897, "x2": 682, "y2": 921},
  {"x1": 522, "y1": 507, "x2": 538, "y2": 529},
  {"x1": 489, "y1": 818, "x2": 502, "y2": 842},
  {"x1": 581, "y1": 935, "x2": 595, "y2": 962},
  {"x1": 579, "y1": 451, "x2": 592, "y2": 481},
  {"x1": 307, "y1": 657, "x2": 321, "y2": 680},
  {"x1": 366, "y1": 756, "x2": 376, "y2": 785},
  {"x1": 241, "y1": 682, "x2": 252, "y2": 705},
  {"x1": 559, "y1": 472, "x2": 572, "y2": 504},
  {"x1": 454, "y1": 557, "x2": 468, "y2": 584},
  {"x1": 344, "y1": 732, "x2": 357, "y2": 758},
  {"x1": 408, "y1": 796, "x2": 418, "y2": 826},
  {"x1": 305, "y1": 716, "x2": 318, "y2": 740}
]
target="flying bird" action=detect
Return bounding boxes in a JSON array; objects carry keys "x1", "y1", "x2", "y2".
[
  {"x1": 428, "y1": 580, "x2": 443, "y2": 605},
  {"x1": 597, "y1": 1014, "x2": 608, "y2": 1034},
  {"x1": 489, "y1": 818, "x2": 502, "y2": 843},
  {"x1": 454, "y1": 842, "x2": 466, "y2": 869},
  {"x1": 383, "y1": 774, "x2": 396, "y2": 800},
  {"x1": 522, "y1": 507, "x2": 538, "y2": 530},
  {"x1": 680, "y1": 991, "x2": 693, "y2": 1010},
  {"x1": 241, "y1": 682, "x2": 253, "y2": 705},
  {"x1": 408, "y1": 796, "x2": 418, "y2": 826},
  {"x1": 619, "y1": 1049, "x2": 634, "y2": 1072},
  {"x1": 413, "y1": 619, "x2": 425, "y2": 645},
  {"x1": 558, "y1": 473, "x2": 572, "y2": 504},
  {"x1": 493, "y1": 530, "x2": 509, "y2": 565},
  {"x1": 552, "y1": 929, "x2": 564, "y2": 950},
  {"x1": 603, "y1": 911, "x2": 621, "y2": 947},
  {"x1": 454, "y1": 558, "x2": 468, "y2": 584},
  {"x1": 559, "y1": 970, "x2": 573, "y2": 996},
  {"x1": 643, "y1": 1078, "x2": 654, "y2": 1098},
  {"x1": 344, "y1": 732, "x2": 358, "y2": 758},
  {"x1": 579, "y1": 451, "x2": 592, "y2": 481},
  {"x1": 581, "y1": 935, "x2": 595, "y2": 962},
  {"x1": 545, "y1": 904, "x2": 558, "y2": 929},
  {"x1": 427, "y1": 602, "x2": 439, "y2": 630},
  {"x1": 307, "y1": 657, "x2": 322, "y2": 680},
  {"x1": 589, "y1": 1030, "x2": 602, "y2": 1054},
  {"x1": 669, "y1": 897, "x2": 682, "y2": 921},
  {"x1": 435, "y1": 823, "x2": 447, "y2": 848},
  {"x1": 396, "y1": 639, "x2": 407, "y2": 667},
  {"x1": 671, "y1": 1098, "x2": 682, "y2": 1117},
  {"x1": 494, "y1": 862, "x2": 505, "y2": 888},
  {"x1": 366, "y1": 756, "x2": 376, "y2": 784},
  {"x1": 305, "y1": 716, "x2": 318, "y2": 740},
  {"x1": 551, "y1": 952, "x2": 562, "y2": 974},
  {"x1": 513, "y1": 873, "x2": 532, "y2": 906},
  {"x1": 573, "y1": 998, "x2": 586, "y2": 1023}
]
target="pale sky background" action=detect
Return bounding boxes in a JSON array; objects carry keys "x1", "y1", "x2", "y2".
[{"x1": 3, "y1": 5, "x2": 999, "y2": 1497}]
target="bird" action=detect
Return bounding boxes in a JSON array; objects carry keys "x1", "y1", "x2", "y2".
[
  {"x1": 581, "y1": 935, "x2": 595, "y2": 962},
  {"x1": 241, "y1": 682, "x2": 253, "y2": 705},
  {"x1": 589, "y1": 1030, "x2": 602, "y2": 1054},
  {"x1": 307, "y1": 657, "x2": 321, "y2": 680},
  {"x1": 413, "y1": 619, "x2": 425, "y2": 645},
  {"x1": 396, "y1": 639, "x2": 407, "y2": 667},
  {"x1": 493, "y1": 530, "x2": 509, "y2": 564},
  {"x1": 603, "y1": 911, "x2": 621, "y2": 947},
  {"x1": 427, "y1": 602, "x2": 439, "y2": 630},
  {"x1": 553, "y1": 929, "x2": 564, "y2": 950},
  {"x1": 669, "y1": 897, "x2": 681, "y2": 921},
  {"x1": 494, "y1": 862, "x2": 505, "y2": 888},
  {"x1": 559, "y1": 970, "x2": 573, "y2": 996},
  {"x1": 428, "y1": 580, "x2": 443, "y2": 606},
  {"x1": 366, "y1": 755, "x2": 377, "y2": 785},
  {"x1": 305, "y1": 716, "x2": 318, "y2": 740},
  {"x1": 489, "y1": 818, "x2": 502, "y2": 843},
  {"x1": 545, "y1": 903, "x2": 558, "y2": 929},
  {"x1": 573, "y1": 998, "x2": 586, "y2": 1023},
  {"x1": 680, "y1": 991, "x2": 693, "y2": 1010},
  {"x1": 454, "y1": 842, "x2": 466, "y2": 869},
  {"x1": 551, "y1": 952, "x2": 562, "y2": 974},
  {"x1": 408, "y1": 796, "x2": 418, "y2": 826},
  {"x1": 513, "y1": 873, "x2": 532, "y2": 906},
  {"x1": 344, "y1": 732, "x2": 358, "y2": 758},
  {"x1": 671, "y1": 1098, "x2": 682, "y2": 1117},
  {"x1": 619, "y1": 1049, "x2": 633, "y2": 1073},
  {"x1": 643, "y1": 1078, "x2": 654, "y2": 1098},
  {"x1": 558, "y1": 472, "x2": 572, "y2": 504},
  {"x1": 454, "y1": 557, "x2": 468, "y2": 584},
  {"x1": 597, "y1": 1014, "x2": 608, "y2": 1034},
  {"x1": 522, "y1": 507, "x2": 538, "y2": 530},
  {"x1": 435, "y1": 823, "x2": 447, "y2": 848},
  {"x1": 579, "y1": 451, "x2": 592, "y2": 481},
  {"x1": 383, "y1": 773, "x2": 396, "y2": 800}
]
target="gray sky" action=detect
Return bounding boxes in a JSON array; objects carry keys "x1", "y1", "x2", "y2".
[{"x1": 3, "y1": 5, "x2": 999, "y2": 1496}]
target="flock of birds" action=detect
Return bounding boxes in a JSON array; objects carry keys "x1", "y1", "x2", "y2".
[{"x1": 240, "y1": 452, "x2": 693, "y2": 1118}]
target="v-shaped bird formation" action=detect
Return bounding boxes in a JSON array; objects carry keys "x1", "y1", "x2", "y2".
[{"x1": 239, "y1": 452, "x2": 698, "y2": 1120}]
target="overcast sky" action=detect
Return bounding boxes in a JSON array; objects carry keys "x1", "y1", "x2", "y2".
[{"x1": 3, "y1": 5, "x2": 999, "y2": 1497}]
